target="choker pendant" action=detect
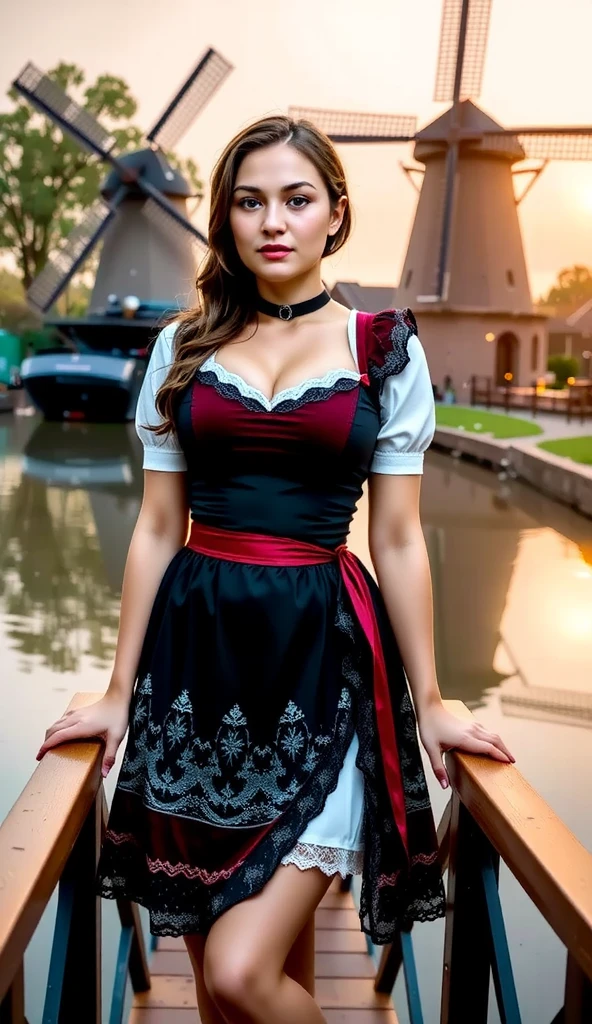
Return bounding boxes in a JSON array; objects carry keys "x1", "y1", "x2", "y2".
[{"x1": 256, "y1": 289, "x2": 331, "y2": 321}]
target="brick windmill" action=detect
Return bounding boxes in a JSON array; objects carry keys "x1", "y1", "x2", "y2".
[{"x1": 291, "y1": 0, "x2": 592, "y2": 390}]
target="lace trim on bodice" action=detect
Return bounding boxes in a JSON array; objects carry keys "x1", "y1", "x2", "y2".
[
  {"x1": 280, "y1": 841, "x2": 364, "y2": 878},
  {"x1": 198, "y1": 354, "x2": 362, "y2": 413}
]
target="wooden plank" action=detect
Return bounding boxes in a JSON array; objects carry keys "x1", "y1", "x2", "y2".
[
  {"x1": 325, "y1": 1013, "x2": 398, "y2": 1023},
  {"x1": 315, "y1": 952, "x2": 376, "y2": 978},
  {"x1": 315, "y1": 908, "x2": 360, "y2": 930},
  {"x1": 133, "y1": 975, "x2": 195, "y2": 1009},
  {"x1": 157, "y1": 936, "x2": 185, "y2": 952},
  {"x1": 129, "y1": 1012, "x2": 198, "y2": 1024},
  {"x1": 0, "y1": 692, "x2": 104, "y2": 1005},
  {"x1": 317, "y1": 978, "x2": 393, "y2": 1009},
  {"x1": 315, "y1": 929, "x2": 367, "y2": 952}
]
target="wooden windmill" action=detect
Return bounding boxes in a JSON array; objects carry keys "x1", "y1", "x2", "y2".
[
  {"x1": 291, "y1": 0, "x2": 592, "y2": 388},
  {"x1": 13, "y1": 49, "x2": 233, "y2": 330}
]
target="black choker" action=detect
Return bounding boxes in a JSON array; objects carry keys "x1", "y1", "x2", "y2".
[{"x1": 256, "y1": 289, "x2": 331, "y2": 321}]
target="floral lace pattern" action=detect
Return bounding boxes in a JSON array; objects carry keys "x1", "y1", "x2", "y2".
[
  {"x1": 198, "y1": 354, "x2": 362, "y2": 413},
  {"x1": 280, "y1": 841, "x2": 364, "y2": 878},
  {"x1": 117, "y1": 674, "x2": 352, "y2": 827},
  {"x1": 367, "y1": 308, "x2": 416, "y2": 389}
]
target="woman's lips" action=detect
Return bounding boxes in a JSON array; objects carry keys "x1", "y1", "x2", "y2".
[{"x1": 259, "y1": 248, "x2": 292, "y2": 260}]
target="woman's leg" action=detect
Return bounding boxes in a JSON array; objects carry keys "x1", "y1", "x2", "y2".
[
  {"x1": 184, "y1": 934, "x2": 228, "y2": 1024},
  {"x1": 185, "y1": 903, "x2": 316, "y2": 1020},
  {"x1": 203, "y1": 863, "x2": 333, "y2": 1023},
  {"x1": 284, "y1": 914, "x2": 316, "y2": 996}
]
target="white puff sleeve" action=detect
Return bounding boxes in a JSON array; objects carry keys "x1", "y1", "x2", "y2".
[
  {"x1": 369, "y1": 333, "x2": 435, "y2": 475},
  {"x1": 135, "y1": 323, "x2": 188, "y2": 472}
]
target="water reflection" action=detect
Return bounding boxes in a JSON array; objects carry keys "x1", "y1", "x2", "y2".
[
  {"x1": 420, "y1": 452, "x2": 592, "y2": 728},
  {"x1": 0, "y1": 419, "x2": 142, "y2": 673}
]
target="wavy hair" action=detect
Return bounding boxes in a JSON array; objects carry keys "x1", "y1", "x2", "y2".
[{"x1": 151, "y1": 114, "x2": 352, "y2": 433}]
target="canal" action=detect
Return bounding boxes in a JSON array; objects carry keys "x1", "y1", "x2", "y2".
[{"x1": 1, "y1": 413, "x2": 590, "y2": 1023}]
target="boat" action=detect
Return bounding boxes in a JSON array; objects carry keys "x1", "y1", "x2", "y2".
[{"x1": 19, "y1": 299, "x2": 168, "y2": 422}]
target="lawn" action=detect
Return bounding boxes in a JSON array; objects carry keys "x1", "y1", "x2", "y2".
[
  {"x1": 538, "y1": 436, "x2": 592, "y2": 466},
  {"x1": 435, "y1": 405, "x2": 543, "y2": 439}
]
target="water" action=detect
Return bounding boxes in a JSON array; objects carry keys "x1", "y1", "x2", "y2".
[{"x1": 1, "y1": 414, "x2": 590, "y2": 1023}]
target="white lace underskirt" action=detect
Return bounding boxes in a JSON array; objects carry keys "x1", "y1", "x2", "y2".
[
  {"x1": 280, "y1": 840, "x2": 364, "y2": 878},
  {"x1": 280, "y1": 731, "x2": 365, "y2": 878}
]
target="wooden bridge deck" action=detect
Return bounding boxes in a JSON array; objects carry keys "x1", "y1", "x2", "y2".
[{"x1": 130, "y1": 877, "x2": 398, "y2": 1023}]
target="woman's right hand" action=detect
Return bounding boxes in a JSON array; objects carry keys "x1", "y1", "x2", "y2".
[{"x1": 36, "y1": 692, "x2": 130, "y2": 778}]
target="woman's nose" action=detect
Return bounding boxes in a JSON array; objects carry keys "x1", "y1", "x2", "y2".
[{"x1": 261, "y1": 202, "x2": 287, "y2": 234}]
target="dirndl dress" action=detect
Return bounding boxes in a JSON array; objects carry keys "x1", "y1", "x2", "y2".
[{"x1": 97, "y1": 307, "x2": 447, "y2": 942}]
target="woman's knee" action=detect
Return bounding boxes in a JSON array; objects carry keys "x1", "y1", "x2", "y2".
[{"x1": 203, "y1": 944, "x2": 275, "y2": 1013}]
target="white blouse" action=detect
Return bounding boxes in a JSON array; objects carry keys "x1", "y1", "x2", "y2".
[{"x1": 135, "y1": 311, "x2": 435, "y2": 474}]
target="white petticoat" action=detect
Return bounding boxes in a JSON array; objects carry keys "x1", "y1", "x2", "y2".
[{"x1": 280, "y1": 731, "x2": 365, "y2": 878}]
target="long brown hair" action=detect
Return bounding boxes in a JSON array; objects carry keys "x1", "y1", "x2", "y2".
[{"x1": 151, "y1": 114, "x2": 352, "y2": 434}]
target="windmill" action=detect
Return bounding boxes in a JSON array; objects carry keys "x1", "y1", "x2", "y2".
[
  {"x1": 13, "y1": 48, "x2": 232, "y2": 323},
  {"x1": 12, "y1": 49, "x2": 232, "y2": 421},
  {"x1": 290, "y1": 0, "x2": 592, "y2": 388}
]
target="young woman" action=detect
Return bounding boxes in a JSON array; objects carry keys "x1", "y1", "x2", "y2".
[{"x1": 37, "y1": 115, "x2": 514, "y2": 1024}]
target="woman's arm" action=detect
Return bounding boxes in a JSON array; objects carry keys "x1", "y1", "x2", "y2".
[
  {"x1": 37, "y1": 468, "x2": 189, "y2": 776},
  {"x1": 368, "y1": 472, "x2": 515, "y2": 788},
  {"x1": 108, "y1": 469, "x2": 189, "y2": 701}
]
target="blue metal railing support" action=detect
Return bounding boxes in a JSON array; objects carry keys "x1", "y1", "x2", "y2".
[{"x1": 481, "y1": 853, "x2": 522, "y2": 1024}]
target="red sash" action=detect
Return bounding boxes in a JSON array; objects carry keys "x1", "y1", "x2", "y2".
[{"x1": 186, "y1": 520, "x2": 409, "y2": 857}]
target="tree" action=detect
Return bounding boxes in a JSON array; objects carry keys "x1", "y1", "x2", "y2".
[
  {"x1": 538, "y1": 265, "x2": 592, "y2": 313},
  {"x1": 0, "y1": 63, "x2": 203, "y2": 289}
]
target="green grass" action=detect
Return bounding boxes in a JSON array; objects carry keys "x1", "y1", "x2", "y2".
[
  {"x1": 435, "y1": 405, "x2": 543, "y2": 439},
  {"x1": 538, "y1": 436, "x2": 592, "y2": 465}
]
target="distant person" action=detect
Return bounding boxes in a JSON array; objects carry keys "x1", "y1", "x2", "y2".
[
  {"x1": 37, "y1": 114, "x2": 514, "y2": 1023},
  {"x1": 443, "y1": 374, "x2": 457, "y2": 404}
]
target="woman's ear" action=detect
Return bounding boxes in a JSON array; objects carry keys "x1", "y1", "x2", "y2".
[{"x1": 328, "y1": 194, "x2": 348, "y2": 238}]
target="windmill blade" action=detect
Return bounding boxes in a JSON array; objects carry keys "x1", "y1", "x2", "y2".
[
  {"x1": 288, "y1": 107, "x2": 417, "y2": 143},
  {"x1": 27, "y1": 198, "x2": 119, "y2": 314},
  {"x1": 147, "y1": 48, "x2": 233, "y2": 151},
  {"x1": 480, "y1": 129, "x2": 592, "y2": 161},
  {"x1": 13, "y1": 62, "x2": 122, "y2": 167},
  {"x1": 434, "y1": 0, "x2": 492, "y2": 103},
  {"x1": 139, "y1": 180, "x2": 208, "y2": 249}
]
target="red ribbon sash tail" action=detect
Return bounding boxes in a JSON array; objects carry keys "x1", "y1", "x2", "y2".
[{"x1": 335, "y1": 545, "x2": 409, "y2": 857}]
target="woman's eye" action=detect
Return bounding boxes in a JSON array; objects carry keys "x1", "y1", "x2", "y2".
[
  {"x1": 288, "y1": 196, "x2": 310, "y2": 208},
  {"x1": 239, "y1": 197, "x2": 261, "y2": 210}
]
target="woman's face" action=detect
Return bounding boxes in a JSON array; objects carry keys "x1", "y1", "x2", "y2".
[{"x1": 228, "y1": 142, "x2": 346, "y2": 284}]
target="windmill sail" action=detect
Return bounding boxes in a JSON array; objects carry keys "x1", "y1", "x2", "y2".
[
  {"x1": 480, "y1": 129, "x2": 592, "y2": 161},
  {"x1": 434, "y1": 0, "x2": 492, "y2": 103},
  {"x1": 147, "y1": 48, "x2": 233, "y2": 151},
  {"x1": 27, "y1": 199, "x2": 116, "y2": 314},
  {"x1": 13, "y1": 63, "x2": 120, "y2": 165},
  {"x1": 288, "y1": 107, "x2": 416, "y2": 143}
]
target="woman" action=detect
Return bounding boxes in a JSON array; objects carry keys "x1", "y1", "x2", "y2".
[{"x1": 37, "y1": 115, "x2": 514, "y2": 1024}]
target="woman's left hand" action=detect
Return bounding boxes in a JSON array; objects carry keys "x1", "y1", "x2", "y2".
[{"x1": 418, "y1": 701, "x2": 515, "y2": 790}]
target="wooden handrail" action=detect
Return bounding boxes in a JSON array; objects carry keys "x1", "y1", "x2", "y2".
[
  {"x1": 0, "y1": 692, "x2": 104, "y2": 1004},
  {"x1": 444, "y1": 699, "x2": 592, "y2": 981}
]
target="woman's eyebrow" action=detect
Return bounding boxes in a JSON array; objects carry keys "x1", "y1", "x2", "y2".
[{"x1": 233, "y1": 181, "x2": 317, "y2": 194}]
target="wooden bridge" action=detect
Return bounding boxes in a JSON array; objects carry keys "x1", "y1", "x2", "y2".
[{"x1": 1, "y1": 694, "x2": 591, "y2": 1023}]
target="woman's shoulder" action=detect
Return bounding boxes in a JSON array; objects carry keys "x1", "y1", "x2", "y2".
[
  {"x1": 150, "y1": 321, "x2": 180, "y2": 364},
  {"x1": 361, "y1": 307, "x2": 420, "y2": 387}
]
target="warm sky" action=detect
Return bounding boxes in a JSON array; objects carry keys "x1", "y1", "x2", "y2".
[{"x1": 3, "y1": 0, "x2": 592, "y2": 300}]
